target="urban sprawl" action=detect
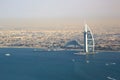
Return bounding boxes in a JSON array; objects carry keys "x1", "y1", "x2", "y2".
[{"x1": 0, "y1": 30, "x2": 119, "y2": 51}]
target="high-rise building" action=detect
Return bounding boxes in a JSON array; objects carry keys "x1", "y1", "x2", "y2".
[{"x1": 84, "y1": 24, "x2": 95, "y2": 53}]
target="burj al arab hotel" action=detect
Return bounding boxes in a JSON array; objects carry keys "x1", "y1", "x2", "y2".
[
  {"x1": 74, "y1": 23, "x2": 95, "y2": 55},
  {"x1": 84, "y1": 24, "x2": 95, "y2": 54}
]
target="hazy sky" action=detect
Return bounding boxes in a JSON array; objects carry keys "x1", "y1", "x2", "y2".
[{"x1": 0, "y1": 0, "x2": 120, "y2": 30}]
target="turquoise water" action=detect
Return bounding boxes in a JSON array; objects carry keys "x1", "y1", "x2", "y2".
[{"x1": 0, "y1": 48, "x2": 120, "y2": 80}]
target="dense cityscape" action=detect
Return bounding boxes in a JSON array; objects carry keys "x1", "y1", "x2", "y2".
[{"x1": 0, "y1": 30, "x2": 119, "y2": 51}]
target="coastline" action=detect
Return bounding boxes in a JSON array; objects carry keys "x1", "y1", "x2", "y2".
[{"x1": 0, "y1": 47, "x2": 120, "y2": 52}]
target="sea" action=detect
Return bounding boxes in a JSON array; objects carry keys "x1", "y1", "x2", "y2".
[{"x1": 0, "y1": 48, "x2": 120, "y2": 80}]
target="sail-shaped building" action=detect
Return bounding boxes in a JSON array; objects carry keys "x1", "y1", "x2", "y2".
[
  {"x1": 84, "y1": 24, "x2": 95, "y2": 54},
  {"x1": 74, "y1": 24, "x2": 95, "y2": 55}
]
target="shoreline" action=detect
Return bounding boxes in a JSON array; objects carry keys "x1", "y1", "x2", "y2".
[{"x1": 0, "y1": 47, "x2": 120, "y2": 52}]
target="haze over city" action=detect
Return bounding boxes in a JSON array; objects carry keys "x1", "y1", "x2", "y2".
[{"x1": 0, "y1": 0, "x2": 120, "y2": 32}]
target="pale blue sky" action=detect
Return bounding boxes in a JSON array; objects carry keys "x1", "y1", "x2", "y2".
[
  {"x1": 0, "y1": 0, "x2": 120, "y2": 18},
  {"x1": 0, "y1": 0, "x2": 120, "y2": 30}
]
